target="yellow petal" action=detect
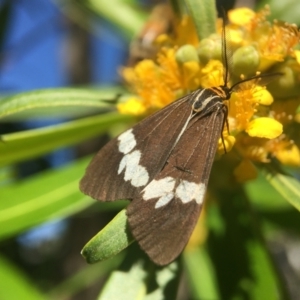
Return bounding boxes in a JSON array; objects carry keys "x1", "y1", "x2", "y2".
[
  {"x1": 253, "y1": 87, "x2": 274, "y2": 105},
  {"x1": 182, "y1": 61, "x2": 200, "y2": 76},
  {"x1": 227, "y1": 28, "x2": 243, "y2": 45},
  {"x1": 117, "y1": 97, "x2": 146, "y2": 116},
  {"x1": 234, "y1": 159, "x2": 258, "y2": 182},
  {"x1": 295, "y1": 50, "x2": 300, "y2": 65},
  {"x1": 182, "y1": 61, "x2": 201, "y2": 90},
  {"x1": 218, "y1": 135, "x2": 236, "y2": 154},
  {"x1": 246, "y1": 118, "x2": 283, "y2": 139},
  {"x1": 201, "y1": 60, "x2": 224, "y2": 87},
  {"x1": 228, "y1": 8, "x2": 255, "y2": 26},
  {"x1": 276, "y1": 144, "x2": 300, "y2": 166}
]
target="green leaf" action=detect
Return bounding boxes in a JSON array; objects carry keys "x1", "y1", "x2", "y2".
[
  {"x1": 245, "y1": 172, "x2": 291, "y2": 211},
  {"x1": 261, "y1": 164, "x2": 300, "y2": 212},
  {"x1": 0, "y1": 86, "x2": 126, "y2": 121},
  {"x1": 0, "y1": 157, "x2": 94, "y2": 240},
  {"x1": 0, "y1": 255, "x2": 46, "y2": 300},
  {"x1": 83, "y1": 0, "x2": 147, "y2": 39},
  {"x1": 183, "y1": 246, "x2": 220, "y2": 300},
  {"x1": 97, "y1": 247, "x2": 180, "y2": 300},
  {"x1": 0, "y1": 112, "x2": 134, "y2": 167},
  {"x1": 82, "y1": 209, "x2": 134, "y2": 264},
  {"x1": 145, "y1": 261, "x2": 179, "y2": 300},
  {"x1": 206, "y1": 190, "x2": 287, "y2": 299},
  {"x1": 98, "y1": 258, "x2": 148, "y2": 300},
  {"x1": 256, "y1": 0, "x2": 300, "y2": 24},
  {"x1": 245, "y1": 240, "x2": 282, "y2": 300},
  {"x1": 259, "y1": 206, "x2": 300, "y2": 234},
  {"x1": 184, "y1": 0, "x2": 217, "y2": 39}
]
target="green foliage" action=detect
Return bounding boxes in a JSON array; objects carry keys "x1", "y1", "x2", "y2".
[
  {"x1": 1, "y1": 0, "x2": 300, "y2": 299},
  {"x1": 257, "y1": 0, "x2": 300, "y2": 24},
  {"x1": 0, "y1": 255, "x2": 46, "y2": 300},
  {"x1": 82, "y1": 209, "x2": 134, "y2": 264}
]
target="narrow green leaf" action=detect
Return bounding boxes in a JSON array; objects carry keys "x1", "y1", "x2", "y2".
[
  {"x1": 81, "y1": 209, "x2": 134, "y2": 264},
  {"x1": 97, "y1": 248, "x2": 180, "y2": 300},
  {"x1": 145, "y1": 262, "x2": 180, "y2": 300},
  {"x1": 183, "y1": 246, "x2": 220, "y2": 300},
  {"x1": 244, "y1": 240, "x2": 281, "y2": 300},
  {"x1": 184, "y1": 0, "x2": 217, "y2": 39},
  {"x1": 261, "y1": 164, "x2": 300, "y2": 212},
  {"x1": 259, "y1": 209, "x2": 300, "y2": 234},
  {"x1": 0, "y1": 255, "x2": 46, "y2": 300},
  {"x1": 98, "y1": 258, "x2": 147, "y2": 300},
  {"x1": 169, "y1": 0, "x2": 185, "y2": 16},
  {"x1": 84, "y1": 0, "x2": 146, "y2": 39},
  {"x1": 0, "y1": 157, "x2": 94, "y2": 240},
  {"x1": 0, "y1": 112, "x2": 134, "y2": 167},
  {"x1": 207, "y1": 190, "x2": 287, "y2": 299},
  {"x1": 0, "y1": 86, "x2": 126, "y2": 121},
  {"x1": 245, "y1": 172, "x2": 291, "y2": 211}
]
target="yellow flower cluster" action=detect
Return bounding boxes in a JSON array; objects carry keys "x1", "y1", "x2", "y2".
[{"x1": 118, "y1": 6, "x2": 300, "y2": 181}]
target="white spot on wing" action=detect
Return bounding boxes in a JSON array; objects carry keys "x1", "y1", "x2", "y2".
[
  {"x1": 142, "y1": 177, "x2": 206, "y2": 208},
  {"x1": 143, "y1": 177, "x2": 176, "y2": 208},
  {"x1": 131, "y1": 165, "x2": 149, "y2": 187},
  {"x1": 176, "y1": 180, "x2": 206, "y2": 204},
  {"x1": 118, "y1": 150, "x2": 149, "y2": 187},
  {"x1": 118, "y1": 129, "x2": 136, "y2": 154}
]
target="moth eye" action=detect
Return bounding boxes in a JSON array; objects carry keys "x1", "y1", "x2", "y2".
[{"x1": 193, "y1": 101, "x2": 202, "y2": 111}]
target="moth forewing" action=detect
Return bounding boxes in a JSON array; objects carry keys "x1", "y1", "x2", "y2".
[{"x1": 80, "y1": 94, "x2": 192, "y2": 201}]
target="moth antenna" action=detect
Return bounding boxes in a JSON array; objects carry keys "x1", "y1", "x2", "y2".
[
  {"x1": 229, "y1": 72, "x2": 284, "y2": 93},
  {"x1": 221, "y1": 9, "x2": 230, "y2": 88}
]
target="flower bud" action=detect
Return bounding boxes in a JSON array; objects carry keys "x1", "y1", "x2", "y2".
[
  {"x1": 175, "y1": 44, "x2": 199, "y2": 63},
  {"x1": 267, "y1": 61, "x2": 300, "y2": 98},
  {"x1": 197, "y1": 35, "x2": 222, "y2": 64},
  {"x1": 232, "y1": 45, "x2": 260, "y2": 76}
]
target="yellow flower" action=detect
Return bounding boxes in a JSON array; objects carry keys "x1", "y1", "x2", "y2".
[
  {"x1": 201, "y1": 60, "x2": 224, "y2": 88},
  {"x1": 121, "y1": 58, "x2": 176, "y2": 112},
  {"x1": 275, "y1": 143, "x2": 300, "y2": 166},
  {"x1": 295, "y1": 50, "x2": 300, "y2": 64},
  {"x1": 156, "y1": 15, "x2": 199, "y2": 48},
  {"x1": 246, "y1": 117, "x2": 282, "y2": 139},
  {"x1": 228, "y1": 6, "x2": 300, "y2": 70},
  {"x1": 228, "y1": 7, "x2": 255, "y2": 26},
  {"x1": 117, "y1": 97, "x2": 147, "y2": 116},
  {"x1": 235, "y1": 136, "x2": 270, "y2": 163},
  {"x1": 217, "y1": 133, "x2": 236, "y2": 155},
  {"x1": 119, "y1": 6, "x2": 300, "y2": 174}
]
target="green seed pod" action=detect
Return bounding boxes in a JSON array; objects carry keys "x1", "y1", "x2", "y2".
[
  {"x1": 197, "y1": 34, "x2": 222, "y2": 64},
  {"x1": 232, "y1": 45, "x2": 260, "y2": 77},
  {"x1": 175, "y1": 44, "x2": 199, "y2": 64},
  {"x1": 268, "y1": 60, "x2": 300, "y2": 98}
]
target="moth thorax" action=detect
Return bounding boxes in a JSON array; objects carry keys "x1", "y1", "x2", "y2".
[
  {"x1": 217, "y1": 85, "x2": 231, "y2": 100},
  {"x1": 192, "y1": 88, "x2": 223, "y2": 113}
]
